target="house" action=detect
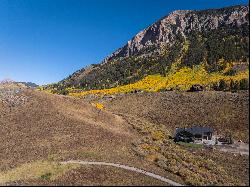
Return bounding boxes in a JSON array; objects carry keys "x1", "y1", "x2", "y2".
[{"x1": 174, "y1": 126, "x2": 214, "y2": 144}]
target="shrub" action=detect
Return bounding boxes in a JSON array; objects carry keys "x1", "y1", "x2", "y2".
[
  {"x1": 40, "y1": 172, "x2": 52, "y2": 180},
  {"x1": 58, "y1": 89, "x2": 69, "y2": 95},
  {"x1": 239, "y1": 79, "x2": 249, "y2": 90}
]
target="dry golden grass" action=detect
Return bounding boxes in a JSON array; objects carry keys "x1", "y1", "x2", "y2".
[
  {"x1": 0, "y1": 161, "x2": 79, "y2": 185},
  {"x1": 105, "y1": 91, "x2": 249, "y2": 185},
  {"x1": 1, "y1": 86, "x2": 248, "y2": 185},
  {"x1": 22, "y1": 165, "x2": 167, "y2": 186},
  {"x1": 106, "y1": 91, "x2": 249, "y2": 142},
  {"x1": 0, "y1": 89, "x2": 171, "y2": 185}
]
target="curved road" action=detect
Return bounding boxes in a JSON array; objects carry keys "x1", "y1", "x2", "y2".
[{"x1": 60, "y1": 160, "x2": 183, "y2": 186}]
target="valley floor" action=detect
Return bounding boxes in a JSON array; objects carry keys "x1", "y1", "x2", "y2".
[{"x1": 0, "y1": 88, "x2": 249, "y2": 186}]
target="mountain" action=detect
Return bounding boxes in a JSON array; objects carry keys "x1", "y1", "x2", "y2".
[
  {"x1": 1, "y1": 5, "x2": 249, "y2": 186},
  {"x1": 0, "y1": 79, "x2": 39, "y2": 88},
  {"x1": 0, "y1": 79, "x2": 15, "y2": 84},
  {"x1": 17, "y1": 82, "x2": 39, "y2": 88},
  {"x1": 54, "y1": 5, "x2": 249, "y2": 91}
]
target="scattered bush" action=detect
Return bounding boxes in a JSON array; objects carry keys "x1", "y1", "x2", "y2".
[{"x1": 40, "y1": 172, "x2": 52, "y2": 180}]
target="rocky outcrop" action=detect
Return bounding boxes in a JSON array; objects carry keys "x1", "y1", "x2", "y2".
[
  {"x1": 103, "y1": 5, "x2": 248, "y2": 62},
  {"x1": 0, "y1": 87, "x2": 29, "y2": 109},
  {"x1": 57, "y1": 5, "x2": 249, "y2": 90},
  {"x1": 0, "y1": 82, "x2": 31, "y2": 109}
]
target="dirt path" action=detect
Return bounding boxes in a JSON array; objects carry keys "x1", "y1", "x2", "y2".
[
  {"x1": 218, "y1": 143, "x2": 249, "y2": 155},
  {"x1": 60, "y1": 160, "x2": 183, "y2": 186},
  {"x1": 1, "y1": 89, "x2": 177, "y2": 185}
]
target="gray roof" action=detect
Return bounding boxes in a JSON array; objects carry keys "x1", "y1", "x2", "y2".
[{"x1": 176, "y1": 126, "x2": 213, "y2": 135}]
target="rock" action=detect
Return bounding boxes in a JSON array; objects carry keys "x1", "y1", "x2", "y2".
[
  {"x1": 103, "y1": 5, "x2": 248, "y2": 62},
  {"x1": 0, "y1": 83, "x2": 29, "y2": 110},
  {"x1": 57, "y1": 5, "x2": 249, "y2": 91}
]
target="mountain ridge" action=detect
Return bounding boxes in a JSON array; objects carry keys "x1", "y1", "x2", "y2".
[
  {"x1": 50, "y1": 5, "x2": 249, "y2": 92},
  {"x1": 0, "y1": 79, "x2": 39, "y2": 88},
  {"x1": 102, "y1": 5, "x2": 248, "y2": 61}
]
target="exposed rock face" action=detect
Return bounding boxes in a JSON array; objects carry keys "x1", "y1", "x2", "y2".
[
  {"x1": 103, "y1": 5, "x2": 249, "y2": 62},
  {"x1": 57, "y1": 5, "x2": 249, "y2": 90},
  {"x1": 0, "y1": 84, "x2": 29, "y2": 109}
]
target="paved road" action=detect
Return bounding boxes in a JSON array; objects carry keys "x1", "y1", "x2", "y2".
[{"x1": 60, "y1": 160, "x2": 183, "y2": 186}]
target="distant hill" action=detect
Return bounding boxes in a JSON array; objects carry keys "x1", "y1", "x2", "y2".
[
  {"x1": 47, "y1": 5, "x2": 249, "y2": 94},
  {"x1": 17, "y1": 82, "x2": 39, "y2": 88},
  {"x1": 0, "y1": 79, "x2": 39, "y2": 88},
  {"x1": 0, "y1": 79, "x2": 15, "y2": 84}
]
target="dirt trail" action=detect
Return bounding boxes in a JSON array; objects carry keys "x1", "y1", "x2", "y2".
[
  {"x1": 218, "y1": 142, "x2": 249, "y2": 155},
  {"x1": 0, "y1": 89, "x2": 135, "y2": 168},
  {"x1": 61, "y1": 160, "x2": 183, "y2": 186},
  {"x1": 0, "y1": 88, "x2": 176, "y2": 185},
  {"x1": 2, "y1": 88, "x2": 248, "y2": 185}
]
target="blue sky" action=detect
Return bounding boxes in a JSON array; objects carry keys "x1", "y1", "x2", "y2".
[{"x1": 0, "y1": 0, "x2": 248, "y2": 85}]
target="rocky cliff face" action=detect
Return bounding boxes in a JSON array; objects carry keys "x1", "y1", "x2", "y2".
[
  {"x1": 103, "y1": 5, "x2": 248, "y2": 62},
  {"x1": 57, "y1": 5, "x2": 249, "y2": 90}
]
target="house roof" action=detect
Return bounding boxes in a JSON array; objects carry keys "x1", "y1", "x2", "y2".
[{"x1": 176, "y1": 126, "x2": 213, "y2": 135}]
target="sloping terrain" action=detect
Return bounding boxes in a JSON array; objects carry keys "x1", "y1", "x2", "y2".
[
  {"x1": 19, "y1": 165, "x2": 167, "y2": 186},
  {"x1": 0, "y1": 87, "x2": 178, "y2": 185},
  {"x1": 102, "y1": 91, "x2": 249, "y2": 185},
  {"x1": 49, "y1": 5, "x2": 249, "y2": 92},
  {"x1": 1, "y1": 3, "x2": 249, "y2": 186},
  {"x1": 105, "y1": 91, "x2": 249, "y2": 142},
  {"x1": 0, "y1": 85, "x2": 249, "y2": 185}
]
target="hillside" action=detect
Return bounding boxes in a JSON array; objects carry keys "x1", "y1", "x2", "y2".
[
  {"x1": 104, "y1": 91, "x2": 249, "y2": 185},
  {"x1": 48, "y1": 5, "x2": 249, "y2": 93},
  {"x1": 1, "y1": 85, "x2": 249, "y2": 185},
  {"x1": 1, "y1": 3, "x2": 249, "y2": 186},
  {"x1": 105, "y1": 91, "x2": 249, "y2": 142},
  {"x1": 0, "y1": 79, "x2": 38, "y2": 88},
  {"x1": 0, "y1": 86, "x2": 170, "y2": 186},
  {"x1": 17, "y1": 82, "x2": 39, "y2": 88}
]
